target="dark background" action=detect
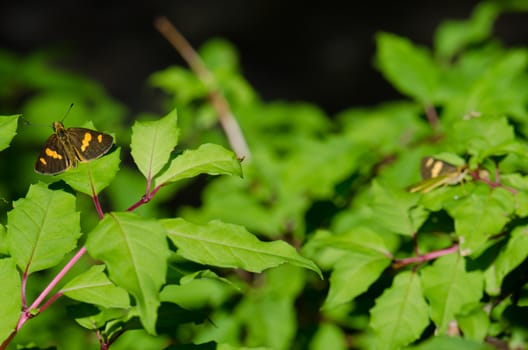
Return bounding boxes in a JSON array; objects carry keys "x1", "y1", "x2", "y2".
[{"x1": 1, "y1": 1, "x2": 526, "y2": 116}]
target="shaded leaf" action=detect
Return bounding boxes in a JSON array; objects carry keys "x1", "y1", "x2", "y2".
[
  {"x1": 58, "y1": 147, "x2": 121, "y2": 195},
  {"x1": 324, "y1": 251, "x2": 391, "y2": 309},
  {"x1": 0, "y1": 115, "x2": 19, "y2": 152},
  {"x1": 484, "y1": 225, "x2": 528, "y2": 295}
]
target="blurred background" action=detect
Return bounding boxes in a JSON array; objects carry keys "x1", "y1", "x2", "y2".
[{"x1": 4, "y1": 0, "x2": 525, "y2": 116}]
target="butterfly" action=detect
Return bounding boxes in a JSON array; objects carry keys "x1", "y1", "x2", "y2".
[
  {"x1": 35, "y1": 121, "x2": 113, "y2": 175},
  {"x1": 408, "y1": 156, "x2": 468, "y2": 193}
]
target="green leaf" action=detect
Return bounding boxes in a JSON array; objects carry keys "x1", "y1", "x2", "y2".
[
  {"x1": 446, "y1": 186, "x2": 514, "y2": 254},
  {"x1": 61, "y1": 264, "x2": 130, "y2": 309},
  {"x1": 0, "y1": 258, "x2": 21, "y2": 342},
  {"x1": 309, "y1": 322, "x2": 347, "y2": 350},
  {"x1": 58, "y1": 147, "x2": 121, "y2": 195},
  {"x1": 421, "y1": 254, "x2": 483, "y2": 333},
  {"x1": 149, "y1": 66, "x2": 207, "y2": 105},
  {"x1": 154, "y1": 143, "x2": 242, "y2": 187},
  {"x1": 457, "y1": 303, "x2": 490, "y2": 341},
  {"x1": 130, "y1": 109, "x2": 179, "y2": 179},
  {"x1": 434, "y1": 2, "x2": 500, "y2": 58},
  {"x1": 0, "y1": 115, "x2": 19, "y2": 152},
  {"x1": 324, "y1": 251, "x2": 391, "y2": 309},
  {"x1": 484, "y1": 225, "x2": 528, "y2": 295},
  {"x1": 237, "y1": 293, "x2": 296, "y2": 350},
  {"x1": 370, "y1": 271, "x2": 430, "y2": 350},
  {"x1": 161, "y1": 218, "x2": 322, "y2": 278},
  {"x1": 407, "y1": 335, "x2": 494, "y2": 350},
  {"x1": 85, "y1": 212, "x2": 169, "y2": 334},
  {"x1": 376, "y1": 32, "x2": 439, "y2": 103},
  {"x1": 369, "y1": 180, "x2": 428, "y2": 236},
  {"x1": 449, "y1": 117, "x2": 519, "y2": 164},
  {"x1": 7, "y1": 182, "x2": 80, "y2": 274}
]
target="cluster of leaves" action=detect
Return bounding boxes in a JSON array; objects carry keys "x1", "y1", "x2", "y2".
[{"x1": 2, "y1": 1, "x2": 528, "y2": 349}]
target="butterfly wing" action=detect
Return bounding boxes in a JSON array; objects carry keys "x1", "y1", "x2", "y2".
[
  {"x1": 34, "y1": 134, "x2": 72, "y2": 174},
  {"x1": 66, "y1": 128, "x2": 114, "y2": 161}
]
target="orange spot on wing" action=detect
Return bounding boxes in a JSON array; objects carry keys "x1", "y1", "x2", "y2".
[
  {"x1": 45, "y1": 148, "x2": 62, "y2": 159},
  {"x1": 39, "y1": 157, "x2": 47, "y2": 165},
  {"x1": 81, "y1": 133, "x2": 92, "y2": 152}
]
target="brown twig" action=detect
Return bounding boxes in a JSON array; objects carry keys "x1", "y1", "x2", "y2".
[{"x1": 154, "y1": 16, "x2": 251, "y2": 161}]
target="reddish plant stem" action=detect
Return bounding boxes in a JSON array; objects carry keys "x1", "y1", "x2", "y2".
[
  {"x1": 21, "y1": 268, "x2": 29, "y2": 308},
  {"x1": 424, "y1": 104, "x2": 439, "y2": 131},
  {"x1": 25, "y1": 247, "x2": 87, "y2": 323},
  {"x1": 469, "y1": 170, "x2": 518, "y2": 195},
  {"x1": 393, "y1": 244, "x2": 459, "y2": 268},
  {"x1": 127, "y1": 184, "x2": 163, "y2": 211}
]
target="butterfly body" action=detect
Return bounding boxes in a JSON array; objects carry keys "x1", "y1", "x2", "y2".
[{"x1": 35, "y1": 121, "x2": 113, "y2": 175}]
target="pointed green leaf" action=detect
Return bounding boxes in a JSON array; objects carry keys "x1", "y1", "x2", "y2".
[
  {"x1": 324, "y1": 251, "x2": 391, "y2": 309},
  {"x1": 370, "y1": 271, "x2": 430, "y2": 350},
  {"x1": 7, "y1": 182, "x2": 80, "y2": 274},
  {"x1": 58, "y1": 147, "x2": 121, "y2": 195},
  {"x1": 85, "y1": 212, "x2": 169, "y2": 334},
  {"x1": 161, "y1": 218, "x2": 322, "y2": 278},
  {"x1": 407, "y1": 335, "x2": 494, "y2": 350},
  {"x1": 369, "y1": 181, "x2": 428, "y2": 236},
  {"x1": 434, "y1": 2, "x2": 500, "y2": 58},
  {"x1": 446, "y1": 186, "x2": 514, "y2": 254},
  {"x1": 0, "y1": 115, "x2": 19, "y2": 152},
  {"x1": 130, "y1": 109, "x2": 179, "y2": 179},
  {"x1": 421, "y1": 254, "x2": 483, "y2": 333},
  {"x1": 154, "y1": 143, "x2": 242, "y2": 187},
  {"x1": 457, "y1": 304, "x2": 490, "y2": 341},
  {"x1": 61, "y1": 265, "x2": 130, "y2": 309},
  {"x1": 0, "y1": 258, "x2": 21, "y2": 342},
  {"x1": 484, "y1": 225, "x2": 528, "y2": 295},
  {"x1": 449, "y1": 117, "x2": 520, "y2": 164},
  {"x1": 376, "y1": 32, "x2": 439, "y2": 103},
  {"x1": 309, "y1": 322, "x2": 347, "y2": 350}
]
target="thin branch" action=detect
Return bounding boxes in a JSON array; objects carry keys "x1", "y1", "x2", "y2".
[
  {"x1": 393, "y1": 244, "x2": 459, "y2": 269},
  {"x1": 154, "y1": 16, "x2": 251, "y2": 161}
]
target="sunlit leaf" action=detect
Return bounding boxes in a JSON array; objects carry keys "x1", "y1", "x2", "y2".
[
  {"x1": 85, "y1": 212, "x2": 169, "y2": 334},
  {"x1": 61, "y1": 264, "x2": 130, "y2": 309},
  {"x1": 0, "y1": 258, "x2": 21, "y2": 342},
  {"x1": 7, "y1": 182, "x2": 80, "y2": 274},
  {"x1": 162, "y1": 218, "x2": 322, "y2": 278},
  {"x1": 376, "y1": 32, "x2": 440, "y2": 103},
  {"x1": 130, "y1": 109, "x2": 179, "y2": 179},
  {"x1": 154, "y1": 143, "x2": 242, "y2": 187},
  {"x1": 421, "y1": 254, "x2": 483, "y2": 333},
  {"x1": 370, "y1": 271, "x2": 430, "y2": 349}
]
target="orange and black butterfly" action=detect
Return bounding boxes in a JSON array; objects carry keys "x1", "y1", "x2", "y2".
[
  {"x1": 35, "y1": 121, "x2": 113, "y2": 175},
  {"x1": 408, "y1": 157, "x2": 468, "y2": 193}
]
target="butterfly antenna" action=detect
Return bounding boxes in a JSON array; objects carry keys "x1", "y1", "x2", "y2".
[{"x1": 60, "y1": 103, "x2": 75, "y2": 123}]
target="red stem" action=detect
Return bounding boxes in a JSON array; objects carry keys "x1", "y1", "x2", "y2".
[{"x1": 393, "y1": 244, "x2": 459, "y2": 268}]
